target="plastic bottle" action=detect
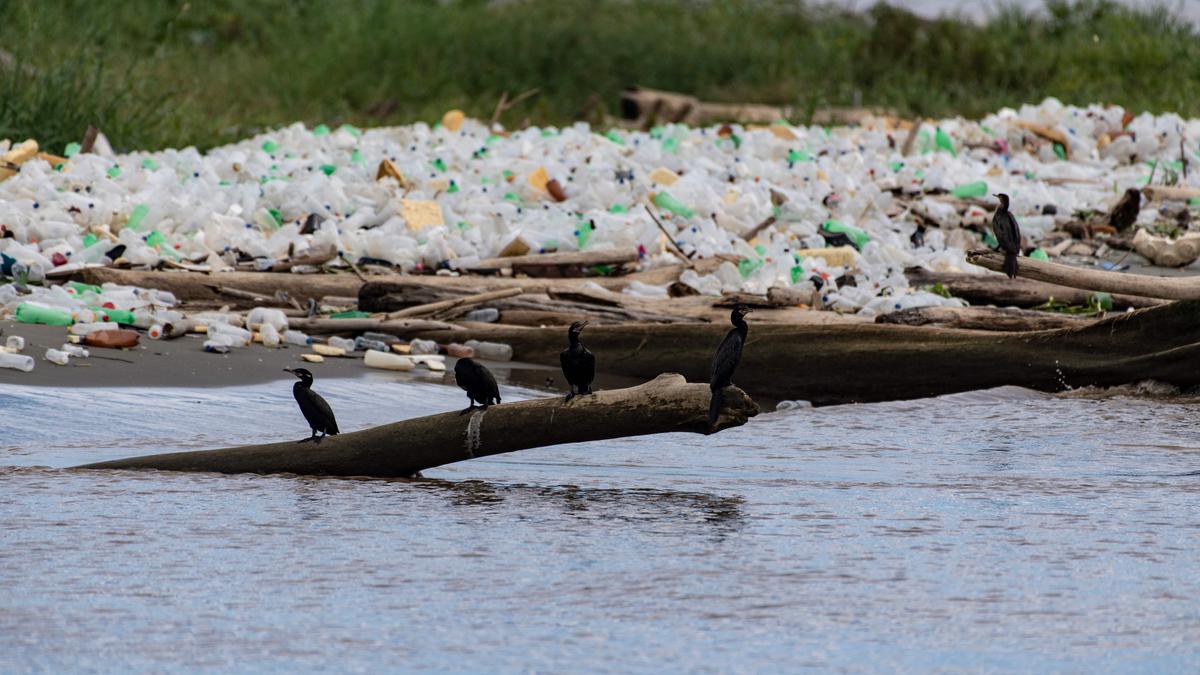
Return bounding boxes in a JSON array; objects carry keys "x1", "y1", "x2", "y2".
[
  {"x1": 211, "y1": 323, "x2": 252, "y2": 346},
  {"x1": 361, "y1": 331, "x2": 399, "y2": 345},
  {"x1": 148, "y1": 324, "x2": 165, "y2": 339},
  {"x1": 247, "y1": 307, "x2": 289, "y2": 331},
  {"x1": 203, "y1": 334, "x2": 237, "y2": 353},
  {"x1": 354, "y1": 336, "x2": 389, "y2": 352},
  {"x1": 409, "y1": 338, "x2": 439, "y2": 355},
  {"x1": 15, "y1": 303, "x2": 74, "y2": 326},
  {"x1": 465, "y1": 340, "x2": 513, "y2": 361},
  {"x1": 61, "y1": 344, "x2": 89, "y2": 358},
  {"x1": 444, "y1": 343, "x2": 475, "y2": 358},
  {"x1": 363, "y1": 350, "x2": 415, "y2": 371},
  {"x1": 44, "y1": 348, "x2": 70, "y2": 365},
  {"x1": 6, "y1": 335, "x2": 25, "y2": 352},
  {"x1": 261, "y1": 323, "x2": 281, "y2": 348},
  {"x1": 283, "y1": 330, "x2": 311, "y2": 346},
  {"x1": 328, "y1": 336, "x2": 357, "y2": 352},
  {"x1": 69, "y1": 321, "x2": 120, "y2": 336},
  {"x1": 0, "y1": 352, "x2": 35, "y2": 372},
  {"x1": 464, "y1": 308, "x2": 500, "y2": 323}
]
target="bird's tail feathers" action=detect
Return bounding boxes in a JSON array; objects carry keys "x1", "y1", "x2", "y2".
[
  {"x1": 708, "y1": 387, "x2": 724, "y2": 433},
  {"x1": 1003, "y1": 251, "x2": 1018, "y2": 280}
]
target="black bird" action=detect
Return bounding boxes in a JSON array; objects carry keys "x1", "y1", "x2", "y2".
[
  {"x1": 708, "y1": 303, "x2": 752, "y2": 434},
  {"x1": 283, "y1": 367, "x2": 339, "y2": 442},
  {"x1": 454, "y1": 357, "x2": 501, "y2": 415},
  {"x1": 1108, "y1": 187, "x2": 1141, "y2": 232},
  {"x1": 991, "y1": 193, "x2": 1022, "y2": 279},
  {"x1": 560, "y1": 320, "x2": 595, "y2": 402}
]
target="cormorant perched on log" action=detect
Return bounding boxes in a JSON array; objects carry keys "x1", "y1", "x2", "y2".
[
  {"x1": 455, "y1": 357, "x2": 501, "y2": 415},
  {"x1": 283, "y1": 367, "x2": 339, "y2": 442},
  {"x1": 991, "y1": 193, "x2": 1022, "y2": 279},
  {"x1": 560, "y1": 320, "x2": 595, "y2": 402},
  {"x1": 708, "y1": 303, "x2": 752, "y2": 433}
]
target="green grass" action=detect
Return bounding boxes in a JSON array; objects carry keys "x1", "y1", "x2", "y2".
[{"x1": 1, "y1": 0, "x2": 1198, "y2": 153}]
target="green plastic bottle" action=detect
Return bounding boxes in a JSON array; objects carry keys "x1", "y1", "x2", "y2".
[
  {"x1": 935, "y1": 127, "x2": 956, "y2": 156},
  {"x1": 821, "y1": 220, "x2": 870, "y2": 249},
  {"x1": 90, "y1": 307, "x2": 136, "y2": 324},
  {"x1": 15, "y1": 303, "x2": 74, "y2": 326},
  {"x1": 653, "y1": 191, "x2": 695, "y2": 218},
  {"x1": 951, "y1": 181, "x2": 988, "y2": 199}
]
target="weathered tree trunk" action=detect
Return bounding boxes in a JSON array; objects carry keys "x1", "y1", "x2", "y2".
[
  {"x1": 405, "y1": 300, "x2": 1200, "y2": 405},
  {"x1": 76, "y1": 374, "x2": 758, "y2": 478},
  {"x1": 75, "y1": 262, "x2": 721, "y2": 303},
  {"x1": 876, "y1": 306, "x2": 1096, "y2": 331},
  {"x1": 905, "y1": 267, "x2": 1163, "y2": 309},
  {"x1": 966, "y1": 249, "x2": 1194, "y2": 300}
]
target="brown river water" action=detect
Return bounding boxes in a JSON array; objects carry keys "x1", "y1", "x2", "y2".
[{"x1": 2, "y1": 373, "x2": 1198, "y2": 672}]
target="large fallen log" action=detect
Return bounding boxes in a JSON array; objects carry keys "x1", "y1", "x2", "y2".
[
  {"x1": 75, "y1": 262, "x2": 722, "y2": 303},
  {"x1": 76, "y1": 374, "x2": 758, "y2": 478},
  {"x1": 405, "y1": 300, "x2": 1200, "y2": 405},
  {"x1": 876, "y1": 305, "x2": 1096, "y2": 331},
  {"x1": 905, "y1": 267, "x2": 1162, "y2": 309},
  {"x1": 966, "y1": 249, "x2": 1196, "y2": 300}
]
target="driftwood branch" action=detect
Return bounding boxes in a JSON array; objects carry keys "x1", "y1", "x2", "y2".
[
  {"x1": 966, "y1": 249, "x2": 1192, "y2": 300},
  {"x1": 465, "y1": 249, "x2": 637, "y2": 271},
  {"x1": 384, "y1": 287, "x2": 523, "y2": 320},
  {"x1": 76, "y1": 374, "x2": 759, "y2": 478},
  {"x1": 645, "y1": 206, "x2": 695, "y2": 268},
  {"x1": 286, "y1": 317, "x2": 461, "y2": 335}
]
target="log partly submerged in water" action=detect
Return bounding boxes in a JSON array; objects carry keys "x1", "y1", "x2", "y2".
[
  {"x1": 407, "y1": 299, "x2": 1200, "y2": 405},
  {"x1": 76, "y1": 374, "x2": 758, "y2": 479}
]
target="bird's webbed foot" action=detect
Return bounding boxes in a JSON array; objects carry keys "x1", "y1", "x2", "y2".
[{"x1": 459, "y1": 405, "x2": 477, "y2": 416}]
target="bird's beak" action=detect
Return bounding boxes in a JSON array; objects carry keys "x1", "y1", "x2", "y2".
[
  {"x1": 580, "y1": 320, "x2": 590, "y2": 329},
  {"x1": 283, "y1": 368, "x2": 295, "y2": 374}
]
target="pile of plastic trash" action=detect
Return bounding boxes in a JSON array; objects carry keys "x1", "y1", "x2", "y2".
[{"x1": 1, "y1": 97, "x2": 1198, "y2": 317}]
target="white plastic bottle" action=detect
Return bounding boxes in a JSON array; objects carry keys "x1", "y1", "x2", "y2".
[
  {"x1": 260, "y1": 323, "x2": 281, "y2": 348},
  {"x1": 44, "y1": 348, "x2": 70, "y2": 365},
  {"x1": 0, "y1": 352, "x2": 35, "y2": 372},
  {"x1": 465, "y1": 340, "x2": 513, "y2": 361},
  {"x1": 363, "y1": 350, "x2": 415, "y2": 371},
  {"x1": 283, "y1": 330, "x2": 311, "y2": 346}
]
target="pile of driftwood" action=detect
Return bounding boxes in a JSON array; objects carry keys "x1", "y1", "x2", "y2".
[{"x1": 67, "y1": 245, "x2": 1200, "y2": 406}]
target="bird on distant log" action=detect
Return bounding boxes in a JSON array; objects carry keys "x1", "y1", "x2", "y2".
[
  {"x1": 1108, "y1": 187, "x2": 1141, "y2": 232},
  {"x1": 284, "y1": 367, "x2": 339, "y2": 443},
  {"x1": 560, "y1": 320, "x2": 595, "y2": 402},
  {"x1": 708, "y1": 303, "x2": 752, "y2": 434},
  {"x1": 454, "y1": 357, "x2": 501, "y2": 415},
  {"x1": 991, "y1": 193, "x2": 1022, "y2": 279}
]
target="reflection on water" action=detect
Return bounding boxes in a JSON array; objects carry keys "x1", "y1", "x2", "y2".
[{"x1": 2, "y1": 379, "x2": 1199, "y2": 672}]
